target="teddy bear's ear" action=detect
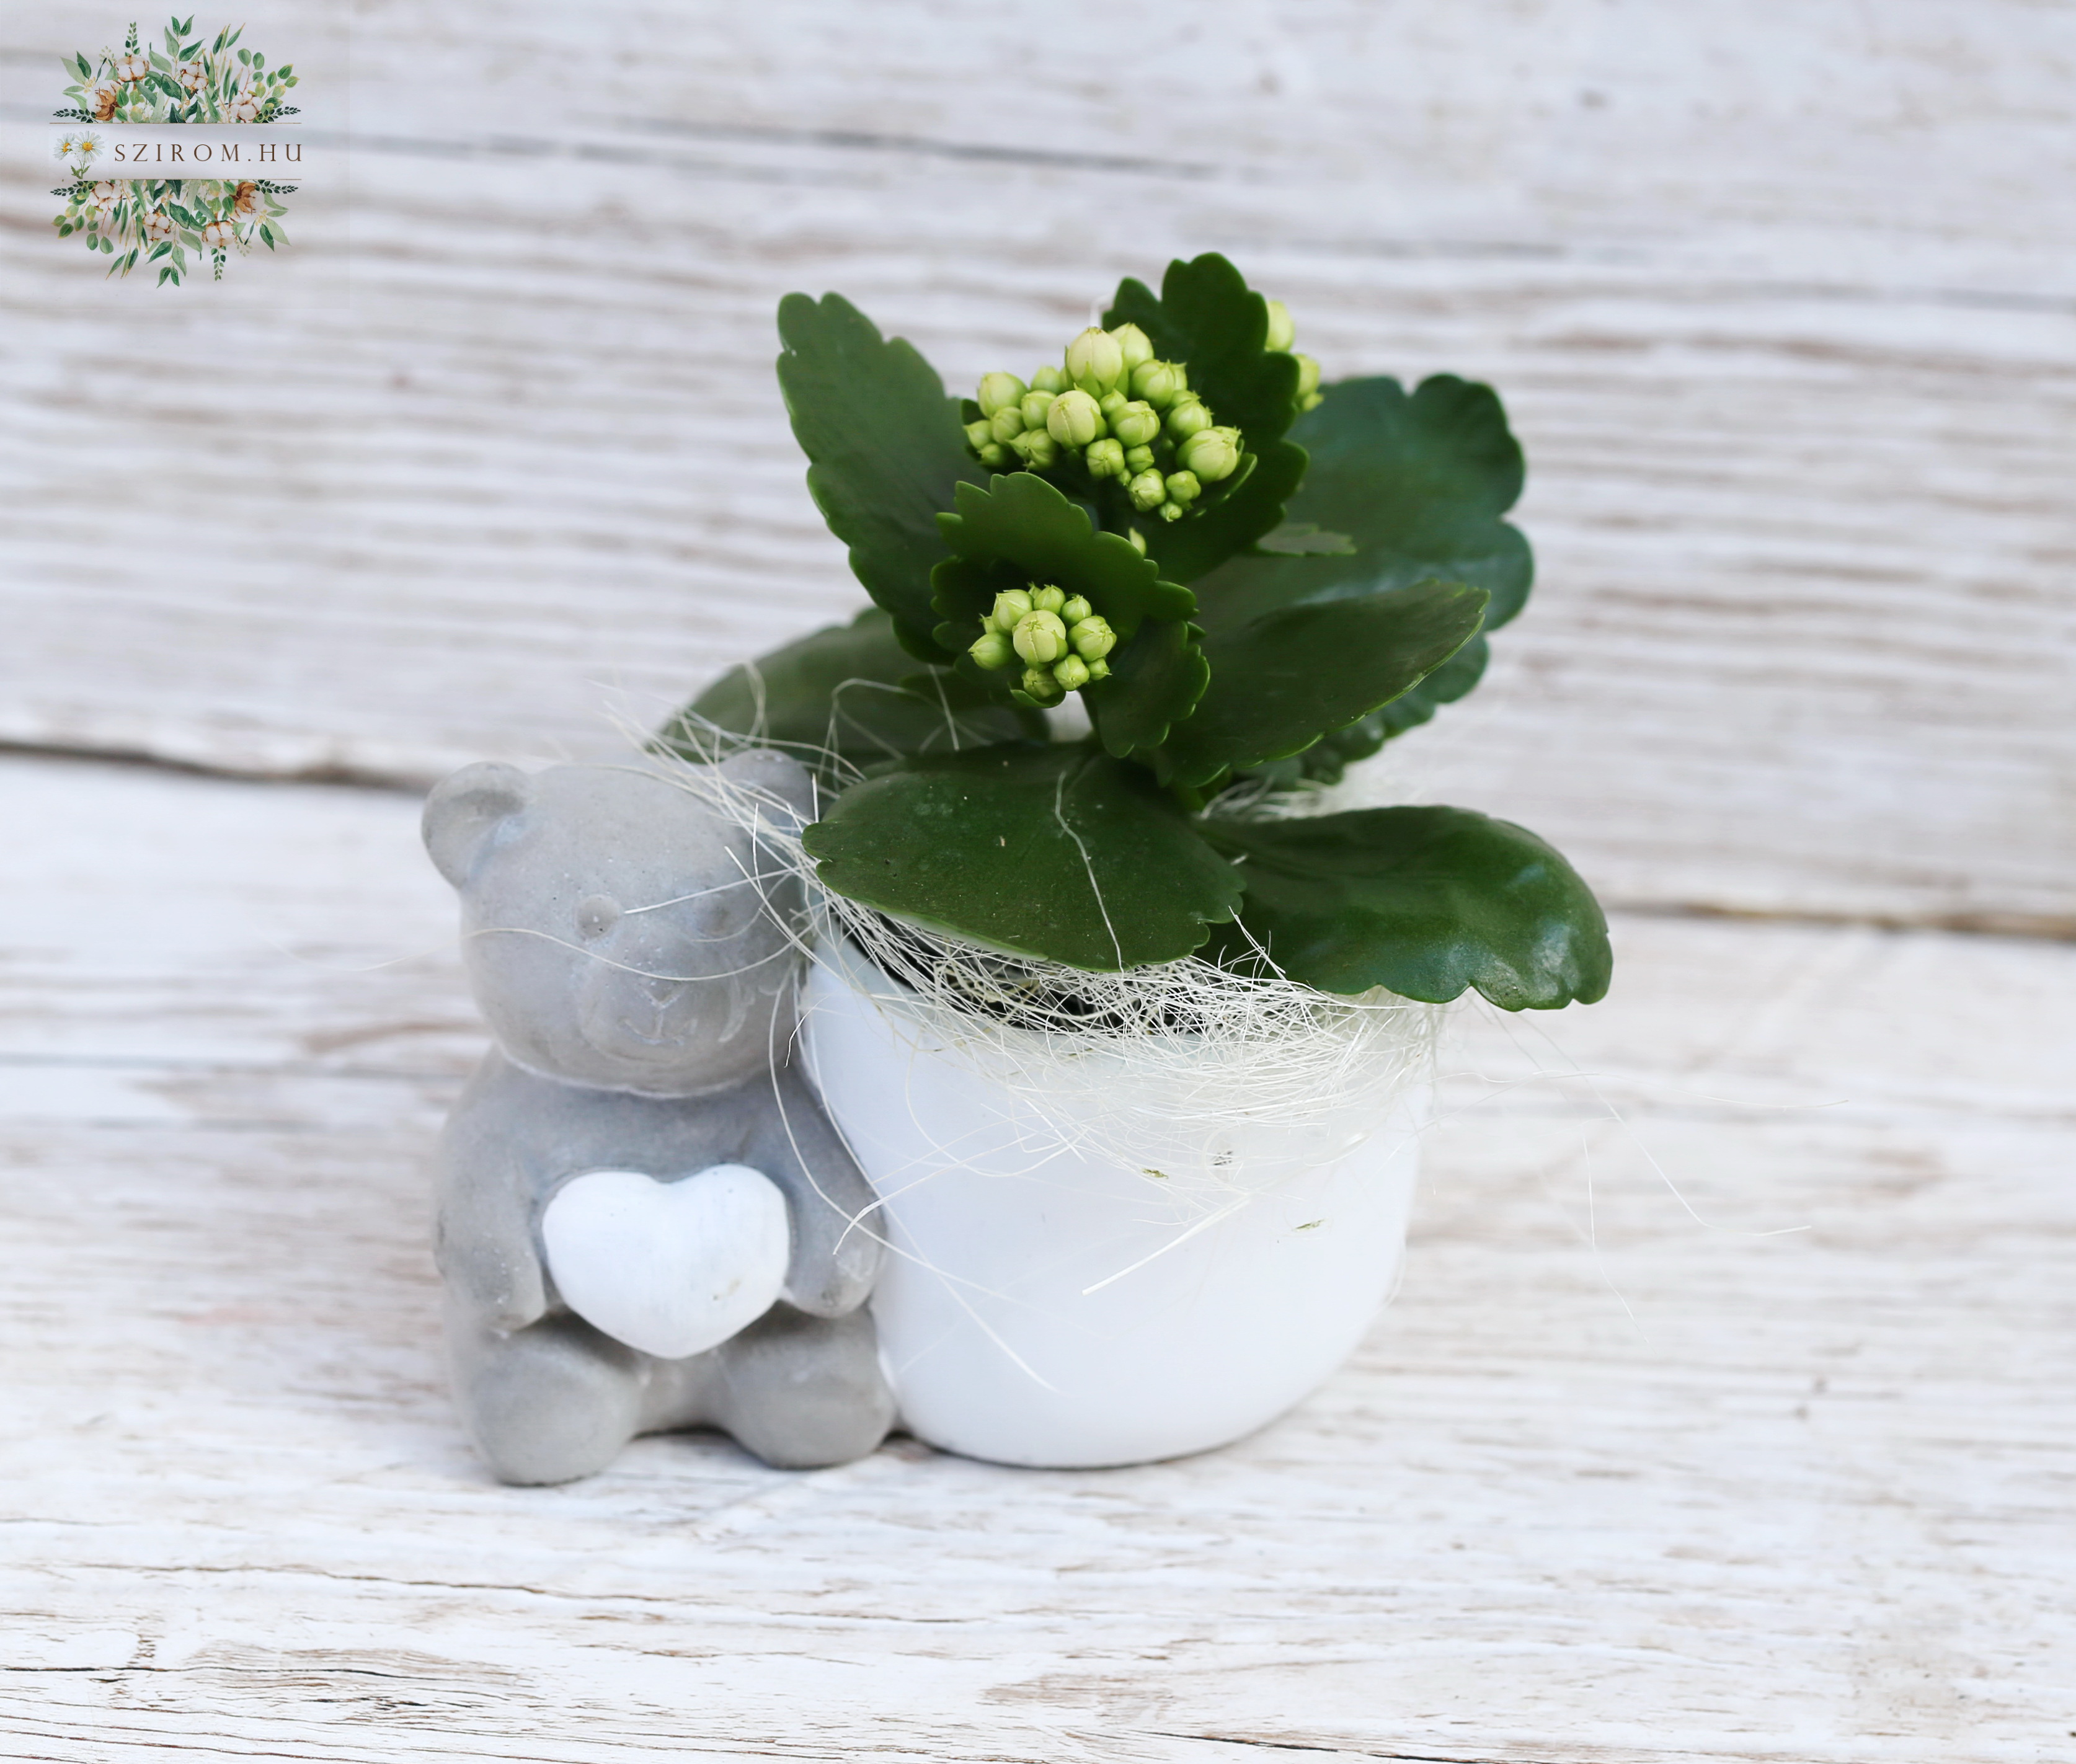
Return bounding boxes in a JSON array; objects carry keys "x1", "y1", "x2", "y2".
[
  {"x1": 422, "y1": 763, "x2": 531, "y2": 889},
  {"x1": 716, "y1": 748, "x2": 818, "y2": 833}
]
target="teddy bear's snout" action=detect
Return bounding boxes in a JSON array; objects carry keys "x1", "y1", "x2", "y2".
[{"x1": 571, "y1": 905, "x2": 781, "y2": 1069}]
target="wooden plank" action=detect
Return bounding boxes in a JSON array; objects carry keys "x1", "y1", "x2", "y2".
[
  {"x1": 2, "y1": 2, "x2": 2074, "y2": 929},
  {"x1": 1, "y1": 753, "x2": 2070, "y2": 1760}
]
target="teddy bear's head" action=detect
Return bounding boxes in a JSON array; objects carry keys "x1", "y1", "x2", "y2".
[{"x1": 423, "y1": 753, "x2": 817, "y2": 1096}]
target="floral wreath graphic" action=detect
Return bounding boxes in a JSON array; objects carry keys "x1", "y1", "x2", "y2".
[{"x1": 51, "y1": 17, "x2": 300, "y2": 286}]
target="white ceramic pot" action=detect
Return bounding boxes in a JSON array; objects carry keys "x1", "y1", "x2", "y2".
[{"x1": 800, "y1": 938, "x2": 1426, "y2": 1468}]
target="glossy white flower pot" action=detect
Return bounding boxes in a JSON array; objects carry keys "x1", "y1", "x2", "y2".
[{"x1": 800, "y1": 938, "x2": 1427, "y2": 1469}]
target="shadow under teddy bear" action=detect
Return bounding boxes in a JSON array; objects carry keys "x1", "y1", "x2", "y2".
[{"x1": 423, "y1": 751, "x2": 894, "y2": 1485}]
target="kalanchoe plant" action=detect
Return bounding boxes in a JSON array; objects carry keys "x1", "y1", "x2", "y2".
[{"x1": 667, "y1": 255, "x2": 1610, "y2": 1011}]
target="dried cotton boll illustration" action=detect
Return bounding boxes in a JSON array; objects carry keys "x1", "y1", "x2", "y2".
[
  {"x1": 87, "y1": 180, "x2": 120, "y2": 217},
  {"x1": 143, "y1": 210, "x2": 177, "y2": 244},
  {"x1": 233, "y1": 180, "x2": 261, "y2": 216},
  {"x1": 175, "y1": 59, "x2": 206, "y2": 92},
  {"x1": 202, "y1": 218, "x2": 238, "y2": 250},
  {"x1": 227, "y1": 91, "x2": 262, "y2": 122},
  {"x1": 86, "y1": 82, "x2": 119, "y2": 120},
  {"x1": 114, "y1": 52, "x2": 150, "y2": 82}
]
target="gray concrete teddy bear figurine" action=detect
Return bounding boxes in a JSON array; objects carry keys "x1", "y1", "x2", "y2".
[{"x1": 422, "y1": 751, "x2": 894, "y2": 1485}]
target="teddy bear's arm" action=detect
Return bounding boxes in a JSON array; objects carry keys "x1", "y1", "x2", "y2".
[
  {"x1": 432, "y1": 1058, "x2": 551, "y2": 1331},
  {"x1": 747, "y1": 1063, "x2": 885, "y2": 1318}
]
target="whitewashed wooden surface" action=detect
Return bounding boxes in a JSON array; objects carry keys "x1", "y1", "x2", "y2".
[
  {"x1": 4, "y1": 2, "x2": 2075, "y2": 1757},
  {"x1": 2, "y1": 0, "x2": 2073, "y2": 929},
  {"x1": 4, "y1": 753, "x2": 2072, "y2": 1762}
]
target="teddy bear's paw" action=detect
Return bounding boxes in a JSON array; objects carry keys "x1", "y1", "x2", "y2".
[
  {"x1": 452, "y1": 1312, "x2": 644, "y2": 1486},
  {"x1": 542, "y1": 1165, "x2": 791, "y2": 1360},
  {"x1": 711, "y1": 1307, "x2": 897, "y2": 1469}
]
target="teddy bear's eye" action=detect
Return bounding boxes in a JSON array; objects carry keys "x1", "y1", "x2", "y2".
[{"x1": 576, "y1": 894, "x2": 621, "y2": 941}]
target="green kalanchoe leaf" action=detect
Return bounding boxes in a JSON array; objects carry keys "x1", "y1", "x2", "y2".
[
  {"x1": 1287, "y1": 636, "x2": 1492, "y2": 787},
  {"x1": 1199, "y1": 375, "x2": 1530, "y2": 627},
  {"x1": 1194, "y1": 373, "x2": 1531, "y2": 770},
  {"x1": 1255, "y1": 521, "x2": 1356, "y2": 556},
  {"x1": 930, "y1": 472, "x2": 1205, "y2": 755},
  {"x1": 1285, "y1": 374, "x2": 1530, "y2": 624},
  {"x1": 1103, "y1": 253, "x2": 1306, "y2": 582},
  {"x1": 1084, "y1": 614, "x2": 1209, "y2": 763},
  {"x1": 1200, "y1": 807, "x2": 1611, "y2": 1009},
  {"x1": 776, "y1": 292, "x2": 988, "y2": 662},
  {"x1": 663, "y1": 606, "x2": 1040, "y2": 784},
  {"x1": 1151, "y1": 579, "x2": 1488, "y2": 791},
  {"x1": 803, "y1": 742, "x2": 1244, "y2": 971}
]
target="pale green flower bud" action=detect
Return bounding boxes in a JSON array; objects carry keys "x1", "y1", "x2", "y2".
[
  {"x1": 970, "y1": 629, "x2": 1016, "y2": 671},
  {"x1": 1164, "y1": 470, "x2": 1202, "y2": 507},
  {"x1": 1099, "y1": 389, "x2": 1129, "y2": 422},
  {"x1": 1086, "y1": 656, "x2": 1112, "y2": 681},
  {"x1": 1019, "y1": 390, "x2": 1056, "y2": 430},
  {"x1": 1029, "y1": 365, "x2": 1067, "y2": 394},
  {"x1": 1111, "y1": 322, "x2": 1155, "y2": 374},
  {"x1": 1111, "y1": 401, "x2": 1161, "y2": 447},
  {"x1": 1052, "y1": 654, "x2": 1091, "y2": 692},
  {"x1": 1127, "y1": 469, "x2": 1168, "y2": 512},
  {"x1": 977, "y1": 372, "x2": 1027, "y2": 418},
  {"x1": 1045, "y1": 388, "x2": 1105, "y2": 448},
  {"x1": 1012, "y1": 428, "x2": 1060, "y2": 468},
  {"x1": 1060, "y1": 595, "x2": 1091, "y2": 624},
  {"x1": 1160, "y1": 501, "x2": 1184, "y2": 523},
  {"x1": 1085, "y1": 438, "x2": 1127, "y2": 480},
  {"x1": 1263, "y1": 299, "x2": 1295, "y2": 353},
  {"x1": 1178, "y1": 426, "x2": 1241, "y2": 482},
  {"x1": 1294, "y1": 352, "x2": 1323, "y2": 410},
  {"x1": 1124, "y1": 444, "x2": 1156, "y2": 474},
  {"x1": 991, "y1": 589, "x2": 1033, "y2": 630},
  {"x1": 1029, "y1": 585, "x2": 1066, "y2": 614},
  {"x1": 978, "y1": 442, "x2": 1008, "y2": 469},
  {"x1": 1068, "y1": 614, "x2": 1116, "y2": 660},
  {"x1": 1165, "y1": 398, "x2": 1211, "y2": 440},
  {"x1": 1065, "y1": 326, "x2": 1125, "y2": 396},
  {"x1": 990, "y1": 406, "x2": 1026, "y2": 445},
  {"x1": 1130, "y1": 360, "x2": 1184, "y2": 409},
  {"x1": 1012, "y1": 608, "x2": 1069, "y2": 666},
  {"x1": 1020, "y1": 666, "x2": 1065, "y2": 706},
  {"x1": 964, "y1": 419, "x2": 994, "y2": 451}
]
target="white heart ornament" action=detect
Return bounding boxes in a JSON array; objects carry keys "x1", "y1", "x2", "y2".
[{"x1": 541, "y1": 1165, "x2": 791, "y2": 1360}]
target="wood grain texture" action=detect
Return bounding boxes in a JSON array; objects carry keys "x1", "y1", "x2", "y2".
[
  {"x1": 2, "y1": 753, "x2": 2070, "y2": 1762},
  {"x1": 2, "y1": 2, "x2": 2073, "y2": 929}
]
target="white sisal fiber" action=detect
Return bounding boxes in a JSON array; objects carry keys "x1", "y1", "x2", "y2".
[{"x1": 645, "y1": 700, "x2": 1447, "y2": 1207}]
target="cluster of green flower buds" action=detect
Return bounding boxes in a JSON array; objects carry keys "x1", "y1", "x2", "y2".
[
  {"x1": 963, "y1": 322, "x2": 1252, "y2": 523},
  {"x1": 967, "y1": 583, "x2": 1119, "y2": 707}
]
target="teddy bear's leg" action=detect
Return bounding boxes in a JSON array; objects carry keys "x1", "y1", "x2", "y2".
[
  {"x1": 706, "y1": 1305, "x2": 896, "y2": 1469},
  {"x1": 445, "y1": 1298, "x2": 645, "y2": 1485}
]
